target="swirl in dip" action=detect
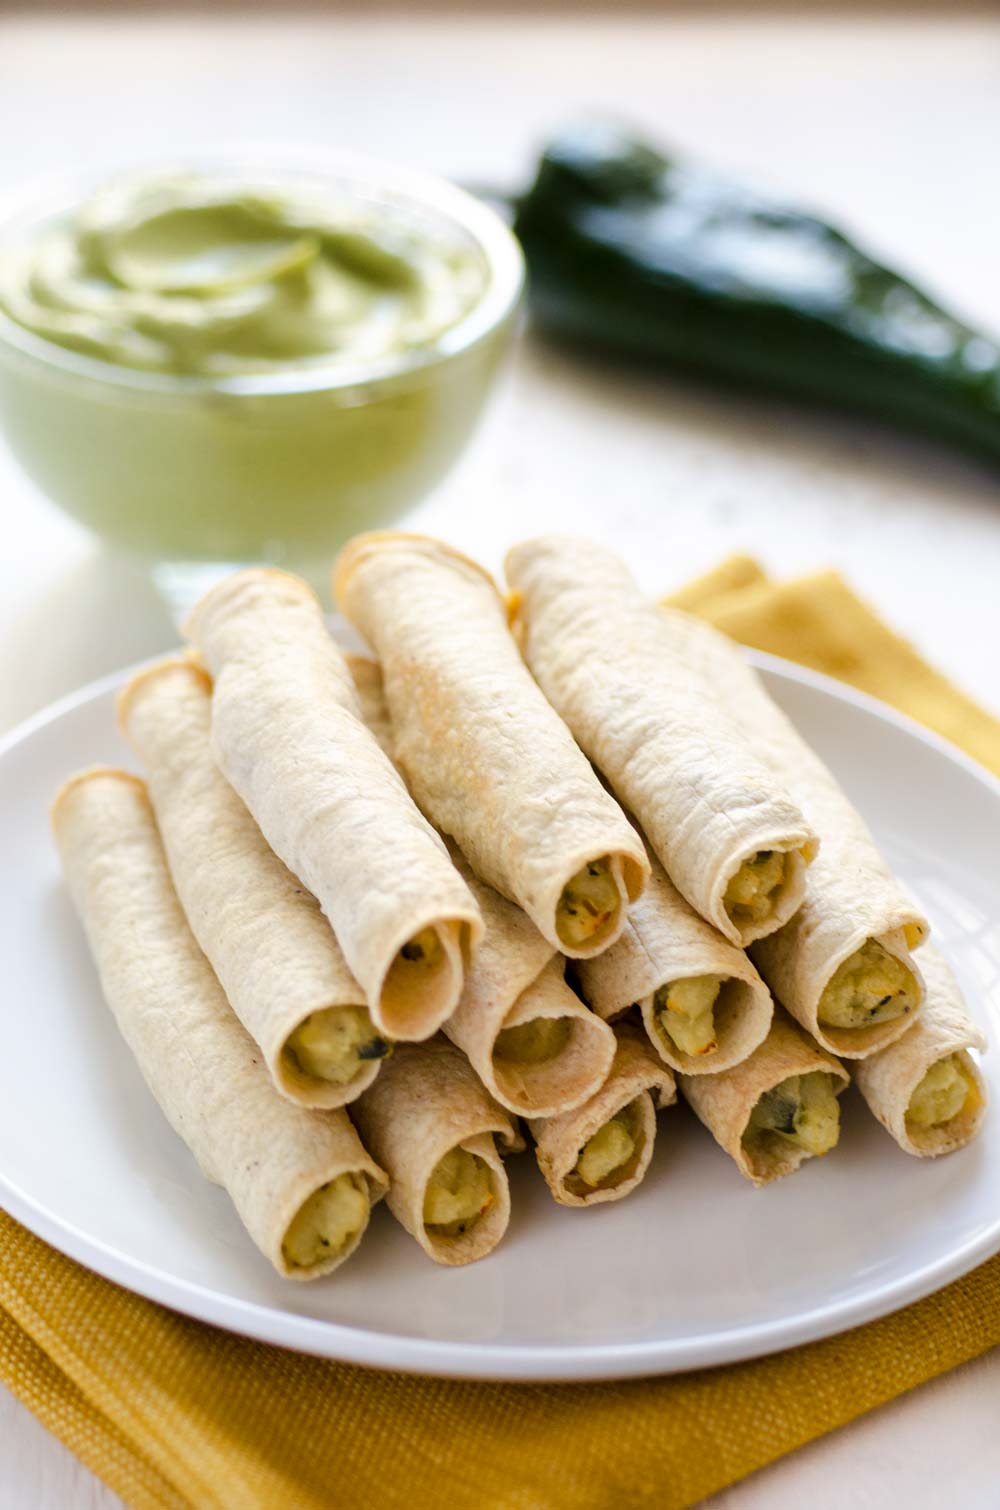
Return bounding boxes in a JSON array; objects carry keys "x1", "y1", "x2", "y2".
[{"x1": 0, "y1": 173, "x2": 487, "y2": 377}]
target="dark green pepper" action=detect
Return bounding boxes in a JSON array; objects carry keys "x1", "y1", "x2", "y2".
[
  {"x1": 358, "y1": 1036, "x2": 391, "y2": 1062},
  {"x1": 513, "y1": 124, "x2": 1000, "y2": 468}
]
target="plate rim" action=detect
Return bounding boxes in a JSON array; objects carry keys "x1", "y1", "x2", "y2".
[{"x1": 2, "y1": 648, "x2": 999, "y2": 1383}]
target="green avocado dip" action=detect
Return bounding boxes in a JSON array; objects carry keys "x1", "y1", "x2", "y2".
[
  {"x1": 0, "y1": 175, "x2": 487, "y2": 377},
  {"x1": 0, "y1": 166, "x2": 518, "y2": 577}
]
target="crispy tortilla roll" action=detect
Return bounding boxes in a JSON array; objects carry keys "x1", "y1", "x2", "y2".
[
  {"x1": 652, "y1": 600, "x2": 929, "y2": 1059},
  {"x1": 504, "y1": 536, "x2": 816, "y2": 948},
  {"x1": 530, "y1": 1022, "x2": 676, "y2": 1207},
  {"x1": 450, "y1": 878, "x2": 617, "y2": 1118},
  {"x1": 577, "y1": 854, "x2": 773, "y2": 1075},
  {"x1": 681, "y1": 1011, "x2": 850, "y2": 1186},
  {"x1": 349, "y1": 652, "x2": 616, "y2": 1116},
  {"x1": 333, "y1": 533, "x2": 648, "y2": 958},
  {"x1": 118, "y1": 658, "x2": 390, "y2": 1109},
  {"x1": 51, "y1": 768, "x2": 387, "y2": 1280},
  {"x1": 854, "y1": 945, "x2": 987, "y2": 1157},
  {"x1": 351, "y1": 1037, "x2": 522, "y2": 1266},
  {"x1": 184, "y1": 568, "x2": 482, "y2": 1042}
]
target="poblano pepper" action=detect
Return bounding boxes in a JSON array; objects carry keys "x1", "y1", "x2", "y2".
[{"x1": 513, "y1": 124, "x2": 1000, "y2": 467}]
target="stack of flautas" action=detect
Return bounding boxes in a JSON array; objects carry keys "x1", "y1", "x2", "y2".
[
  {"x1": 505, "y1": 533, "x2": 986, "y2": 1180},
  {"x1": 347, "y1": 651, "x2": 618, "y2": 1120},
  {"x1": 52, "y1": 532, "x2": 987, "y2": 1287}
]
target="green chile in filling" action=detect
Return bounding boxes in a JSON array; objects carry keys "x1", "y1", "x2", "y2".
[
  {"x1": 818, "y1": 939, "x2": 919, "y2": 1029},
  {"x1": 556, "y1": 858, "x2": 620, "y2": 949},
  {"x1": 744, "y1": 1072, "x2": 840, "y2": 1159},
  {"x1": 283, "y1": 1004, "x2": 390, "y2": 1086}
]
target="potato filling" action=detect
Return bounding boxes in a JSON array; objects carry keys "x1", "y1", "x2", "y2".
[
  {"x1": 282, "y1": 1173, "x2": 369, "y2": 1270},
  {"x1": 724, "y1": 850, "x2": 786, "y2": 928},
  {"x1": 424, "y1": 1147, "x2": 494, "y2": 1237},
  {"x1": 573, "y1": 1102, "x2": 640, "y2": 1189},
  {"x1": 494, "y1": 1015, "x2": 571, "y2": 1064},
  {"x1": 557, "y1": 859, "x2": 620, "y2": 949},
  {"x1": 744, "y1": 1071, "x2": 840, "y2": 1158},
  {"x1": 284, "y1": 1004, "x2": 390, "y2": 1085},
  {"x1": 818, "y1": 939, "x2": 919, "y2": 1029},
  {"x1": 653, "y1": 975, "x2": 722, "y2": 1057},
  {"x1": 906, "y1": 1055, "x2": 973, "y2": 1129}
]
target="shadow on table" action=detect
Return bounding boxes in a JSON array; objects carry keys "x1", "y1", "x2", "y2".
[{"x1": 521, "y1": 327, "x2": 1000, "y2": 510}]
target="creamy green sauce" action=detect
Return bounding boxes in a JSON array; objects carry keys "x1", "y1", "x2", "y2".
[{"x1": 0, "y1": 174, "x2": 487, "y2": 377}]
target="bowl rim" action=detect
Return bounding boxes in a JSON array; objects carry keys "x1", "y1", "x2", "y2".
[{"x1": 0, "y1": 144, "x2": 525, "y2": 399}]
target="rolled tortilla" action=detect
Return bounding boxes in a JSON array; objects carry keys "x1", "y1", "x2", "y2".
[
  {"x1": 118, "y1": 657, "x2": 389, "y2": 1109},
  {"x1": 577, "y1": 854, "x2": 773, "y2": 1075},
  {"x1": 530, "y1": 1022, "x2": 676, "y2": 1207},
  {"x1": 184, "y1": 568, "x2": 482, "y2": 1042},
  {"x1": 349, "y1": 652, "x2": 617, "y2": 1117},
  {"x1": 504, "y1": 535, "x2": 816, "y2": 948},
  {"x1": 51, "y1": 768, "x2": 387, "y2": 1280},
  {"x1": 654, "y1": 598, "x2": 929, "y2": 1059},
  {"x1": 351, "y1": 1037, "x2": 522, "y2": 1266},
  {"x1": 854, "y1": 945, "x2": 987, "y2": 1156},
  {"x1": 681, "y1": 1010, "x2": 850, "y2": 1186},
  {"x1": 333, "y1": 533, "x2": 648, "y2": 958},
  {"x1": 448, "y1": 883, "x2": 617, "y2": 1118}
]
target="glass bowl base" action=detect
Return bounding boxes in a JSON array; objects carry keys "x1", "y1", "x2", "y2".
[{"x1": 151, "y1": 560, "x2": 274, "y2": 627}]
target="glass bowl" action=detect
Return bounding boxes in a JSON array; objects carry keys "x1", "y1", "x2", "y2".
[{"x1": 0, "y1": 148, "x2": 524, "y2": 612}]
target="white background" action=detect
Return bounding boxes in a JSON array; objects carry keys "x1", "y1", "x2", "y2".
[{"x1": 1, "y1": 11, "x2": 998, "y2": 1507}]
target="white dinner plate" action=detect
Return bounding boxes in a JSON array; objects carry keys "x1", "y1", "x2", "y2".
[{"x1": 1, "y1": 651, "x2": 998, "y2": 1382}]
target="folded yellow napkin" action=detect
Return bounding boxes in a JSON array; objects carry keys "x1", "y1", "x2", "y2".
[{"x1": 3, "y1": 557, "x2": 999, "y2": 1510}]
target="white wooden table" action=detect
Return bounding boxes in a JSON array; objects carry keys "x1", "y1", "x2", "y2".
[{"x1": 1, "y1": 11, "x2": 998, "y2": 1507}]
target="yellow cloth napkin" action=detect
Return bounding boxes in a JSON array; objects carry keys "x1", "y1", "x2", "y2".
[{"x1": 3, "y1": 556, "x2": 1000, "y2": 1510}]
